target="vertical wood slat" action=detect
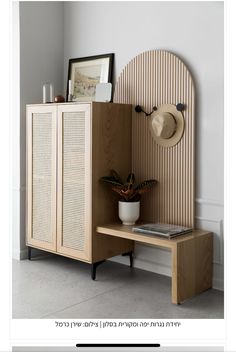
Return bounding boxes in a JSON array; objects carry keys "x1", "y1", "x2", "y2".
[{"x1": 114, "y1": 50, "x2": 195, "y2": 227}]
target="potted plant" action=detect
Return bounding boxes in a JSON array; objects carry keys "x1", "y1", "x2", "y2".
[{"x1": 100, "y1": 170, "x2": 157, "y2": 225}]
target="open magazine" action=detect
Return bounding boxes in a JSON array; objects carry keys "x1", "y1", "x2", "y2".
[{"x1": 132, "y1": 223, "x2": 192, "y2": 239}]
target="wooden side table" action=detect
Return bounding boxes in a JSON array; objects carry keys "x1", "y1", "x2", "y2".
[{"x1": 96, "y1": 224, "x2": 213, "y2": 304}]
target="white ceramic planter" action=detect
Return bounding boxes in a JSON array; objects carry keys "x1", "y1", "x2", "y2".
[{"x1": 118, "y1": 201, "x2": 140, "y2": 225}]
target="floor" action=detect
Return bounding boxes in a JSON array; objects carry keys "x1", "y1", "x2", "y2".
[{"x1": 12, "y1": 255, "x2": 224, "y2": 319}]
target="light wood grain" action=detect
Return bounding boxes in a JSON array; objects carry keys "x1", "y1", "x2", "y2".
[
  {"x1": 172, "y1": 232, "x2": 213, "y2": 304},
  {"x1": 26, "y1": 102, "x2": 134, "y2": 265},
  {"x1": 96, "y1": 223, "x2": 213, "y2": 303},
  {"x1": 97, "y1": 223, "x2": 211, "y2": 247},
  {"x1": 114, "y1": 50, "x2": 195, "y2": 228},
  {"x1": 91, "y1": 102, "x2": 134, "y2": 262}
]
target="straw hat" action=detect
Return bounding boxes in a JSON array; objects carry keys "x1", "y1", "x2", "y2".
[{"x1": 150, "y1": 104, "x2": 185, "y2": 147}]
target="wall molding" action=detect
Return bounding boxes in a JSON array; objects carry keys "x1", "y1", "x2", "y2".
[
  {"x1": 111, "y1": 254, "x2": 223, "y2": 291},
  {"x1": 195, "y1": 198, "x2": 224, "y2": 208},
  {"x1": 212, "y1": 278, "x2": 224, "y2": 291},
  {"x1": 195, "y1": 216, "x2": 224, "y2": 265},
  {"x1": 12, "y1": 185, "x2": 26, "y2": 192},
  {"x1": 13, "y1": 248, "x2": 28, "y2": 261}
]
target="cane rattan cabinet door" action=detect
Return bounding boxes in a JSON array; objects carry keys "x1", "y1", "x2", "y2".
[
  {"x1": 26, "y1": 105, "x2": 57, "y2": 251},
  {"x1": 57, "y1": 104, "x2": 92, "y2": 262}
]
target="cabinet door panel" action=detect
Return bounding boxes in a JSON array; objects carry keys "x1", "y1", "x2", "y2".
[
  {"x1": 26, "y1": 106, "x2": 57, "y2": 251},
  {"x1": 57, "y1": 104, "x2": 91, "y2": 261}
]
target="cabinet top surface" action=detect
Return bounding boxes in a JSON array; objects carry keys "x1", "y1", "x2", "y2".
[{"x1": 26, "y1": 102, "x2": 132, "y2": 107}]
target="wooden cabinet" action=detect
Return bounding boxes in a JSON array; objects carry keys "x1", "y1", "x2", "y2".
[{"x1": 26, "y1": 102, "x2": 134, "y2": 275}]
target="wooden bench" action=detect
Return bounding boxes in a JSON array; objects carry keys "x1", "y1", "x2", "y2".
[{"x1": 97, "y1": 224, "x2": 213, "y2": 304}]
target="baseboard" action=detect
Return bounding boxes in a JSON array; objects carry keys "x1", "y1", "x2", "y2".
[
  {"x1": 14, "y1": 247, "x2": 224, "y2": 291},
  {"x1": 212, "y1": 277, "x2": 224, "y2": 291},
  {"x1": 12, "y1": 247, "x2": 46, "y2": 260},
  {"x1": 12, "y1": 248, "x2": 28, "y2": 260},
  {"x1": 110, "y1": 256, "x2": 224, "y2": 291},
  {"x1": 110, "y1": 256, "x2": 172, "y2": 278},
  {"x1": 133, "y1": 258, "x2": 172, "y2": 277}
]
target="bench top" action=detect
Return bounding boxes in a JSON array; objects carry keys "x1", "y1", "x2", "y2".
[{"x1": 96, "y1": 223, "x2": 212, "y2": 249}]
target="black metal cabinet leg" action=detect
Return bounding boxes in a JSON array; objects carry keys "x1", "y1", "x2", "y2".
[
  {"x1": 91, "y1": 260, "x2": 106, "y2": 280},
  {"x1": 122, "y1": 251, "x2": 133, "y2": 267},
  {"x1": 28, "y1": 247, "x2": 32, "y2": 260}
]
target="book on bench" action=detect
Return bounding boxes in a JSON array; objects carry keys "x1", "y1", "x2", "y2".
[{"x1": 132, "y1": 223, "x2": 192, "y2": 239}]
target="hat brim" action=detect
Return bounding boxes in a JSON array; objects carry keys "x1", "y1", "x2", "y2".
[{"x1": 149, "y1": 104, "x2": 185, "y2": 147}]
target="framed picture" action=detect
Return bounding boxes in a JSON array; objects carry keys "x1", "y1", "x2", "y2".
[{"x1": 67, "y1": 53, "x2": 114, "y2": 102}]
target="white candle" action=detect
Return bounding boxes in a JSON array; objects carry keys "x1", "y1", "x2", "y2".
[
  {"x1": 68, "y1": 80, "x2": 72, "y2": 95},
  {"x1": 43, "y1": 85, "x2": 46, "y2": 103},
  {"x1": 50, "y1": 84, "x2": 54, "y2": 103}
]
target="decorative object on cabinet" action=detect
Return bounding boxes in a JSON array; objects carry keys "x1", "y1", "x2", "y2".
[
  {"x1": 95, "y1": 82, "x2": 112, "y2": 102},
  {"x1": 100, "y1": 170, "x2": 157, "y2": 225},
  {"x1": 114, "y1": 50, "x2": 195, "y2": 227},
  {"x1": 43, "y1": 82, "x2": 54, "y2": 103},
  {"x1": 26, "y1": 101, "x2": 134, "y2": 279},
  {"x1": 54, "y1": 95, "x2": 65, "y2": 103},
  {"x1": 67, "y1": 53, "x2": 114, "y2": 102},
  {"x1": 67, "y1": 80, "x2": 73, "y2": 102}
]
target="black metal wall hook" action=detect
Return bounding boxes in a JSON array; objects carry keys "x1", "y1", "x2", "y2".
[
  {"x1": 135, "y1": 103, "x2": 185, "y2": 116},
  {"x1": 135, "y1": 105, "x2": 157, "y2": 117},
  {"x1": 176, "y1": 103, "x2": 185, "y2": 112}
]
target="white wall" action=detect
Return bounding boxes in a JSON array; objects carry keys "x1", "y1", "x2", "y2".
[
  {"x1": 64, "y1": 1, "x2": 224, "y2": 289},
  {"x1": 12, "y1": 2, "x2": 21, "y2": 260},
  {"x1": 13, "y1": 1, "x2": 64, "y2": 259}
]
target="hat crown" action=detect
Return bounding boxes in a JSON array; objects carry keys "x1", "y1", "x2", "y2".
[
  {"x1": 152, "y1": 112, "x2": 176, "y2": 139},
  {"x1": 149, "y1": 104, "x2": 185, "y2": 148}
]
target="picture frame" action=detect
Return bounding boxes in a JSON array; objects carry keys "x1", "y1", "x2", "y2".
[{"x1": 67, "y1": 53, "x2": 114, "y2": 102}]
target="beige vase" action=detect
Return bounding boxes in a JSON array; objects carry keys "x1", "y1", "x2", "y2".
[{"x1": 118, "y1": 201, "x2": 140, "y2": 225}]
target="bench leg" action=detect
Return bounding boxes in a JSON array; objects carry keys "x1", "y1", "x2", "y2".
[{"x1": 171, "y1": 234, "x2": 213, "y2": 304}]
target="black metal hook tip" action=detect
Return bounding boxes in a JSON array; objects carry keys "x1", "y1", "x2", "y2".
[
  {"x1": 176, "y1": 103, "x2": 185, "y2": 111},
  {"x1": 135, "y1": 105, "x2": 143, "y2": 113}
]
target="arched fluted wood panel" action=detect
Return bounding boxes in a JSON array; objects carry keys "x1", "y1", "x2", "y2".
[{"x1": 114, "y1": 50, "x2": 195, "y2": 227}]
